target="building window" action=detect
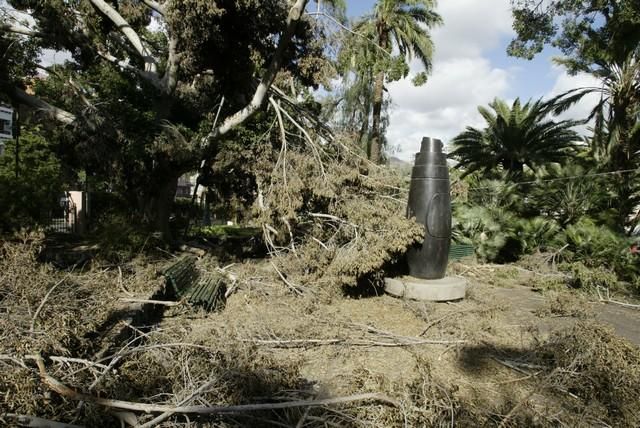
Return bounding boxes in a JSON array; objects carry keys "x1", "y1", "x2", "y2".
[{"x1": 0, "y1": 119, "x2": 11, "y2": 139}]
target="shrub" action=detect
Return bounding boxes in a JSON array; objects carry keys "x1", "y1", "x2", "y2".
[
  {"x1": 0, "y1": 129, "x2": 65, "y2": 232},
  {"x1": 562, "y1": 218, "x2": 639, "y2": 284},
  {"x1": 452, "y1": 205, "x2": 515, "y2": 262}
]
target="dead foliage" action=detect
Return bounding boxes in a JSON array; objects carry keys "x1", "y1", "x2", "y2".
[
  {"x1": 0, "y1": 232, "x2": 163, "y2": 423},
  {"x1": 254, "y1": 138, "x2": 422, "y2": 292},
  {"x1": 2, "y1": 234, "x2": 640, "y2": 427},
  {"x1": 545, "y1": 322, "x2": 640, "y2": 426}
]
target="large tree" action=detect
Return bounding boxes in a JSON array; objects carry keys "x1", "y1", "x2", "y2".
[
  {"x1": 449, "y1": 98, "x2": 581, "y2": 178},
  {"x1": 509, "y1": 0, "x2": 640, "y2": 230},
  {"x1": 0, "y1": 0, "x2": 328, "y2": 239},
  {"x1": 360, "y1": 0, "x2": 441, "y2": 164},
  {"x1": 509, "y1": 0, "x2": 640, "y2": 72}
]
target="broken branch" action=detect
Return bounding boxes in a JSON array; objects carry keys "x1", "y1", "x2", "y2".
[{"x1": 33, "y1": 354, "x2": 397, "y2": 414}]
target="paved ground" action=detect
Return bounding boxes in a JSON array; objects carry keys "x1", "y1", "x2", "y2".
[{"x1": 490, "y1": 285, "x2": 640, "y2": 345}]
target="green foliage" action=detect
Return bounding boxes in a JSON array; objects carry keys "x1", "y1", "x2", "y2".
[
  {"x1": 450, "y1": 97, "x2": 580, "y2": 179},
  {"x1": 508, "y1": 0, "x2": 640, "y2": 74},
  {"x1": 92, "y1": 212, "x2": 160, "y2": 263},
  {"x1": 411, "y1": 71, "x2": 428, "y2": 86},
  {"x1": 562, "y1": 218, "x2": 639, "y2": 283},
  {"x1": 0, "y1": 28, "x2": 40, "y2": 87},
  {"x1": 198, "y1": 225, "x2": 261, "y2": 239},
  {"x1": 529, "y1": 163, "x2": 615, "y2": 227},
  {"x1": 0, "y1": 128, "x2": 64, "y2": 231},
  {"x1": 5, "y1": 0, "x2": 335, "y2": 239},
  {"x1": 452, "y1": 205, "x2": 514, "y2": 262},
  {"x1": 333, "y1": 0, "x2": 441, "y2": 162},
  {"x1": 514, "y1": 216, "x2": 562, "y2": 254}
]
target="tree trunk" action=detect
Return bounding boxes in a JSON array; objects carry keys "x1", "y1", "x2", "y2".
[
  {"x1": 141, "y1": 173, "x2": 180, "y2": 242},
  {"x1": 154, "y1": 175, "x2": 179, "y2": 241},
  {"x1": 369, "y1": 30, "x2": 388, "y2": 164},
  {"x1": 369, "y1": 71, "x2": 385, "y2": 164},
  {"x1": 358, "y1": 105, "x2": 370, "y2": 154}
]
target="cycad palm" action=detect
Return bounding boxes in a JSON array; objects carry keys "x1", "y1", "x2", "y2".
[
  {"x1": 366, "y1": 0, "x2": 441, "y2": 163},
  {"x1": 450, "y1": 98, "x2": 581, "y2": 179}
]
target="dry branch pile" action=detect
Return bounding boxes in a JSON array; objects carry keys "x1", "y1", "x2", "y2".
[
  {"x1": 0, "y1": 233, "x2": 163, "y2": 423},
  {"x1": 1, "y1": 239, "x2": 640, "y2": 427},
  {"x1": 254, "y1": 137, "x2": 422, "y2": 292}
]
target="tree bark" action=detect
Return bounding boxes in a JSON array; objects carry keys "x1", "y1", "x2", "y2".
[
  {"x1": 141, "y1": 173, "x2": 180, "y2": 241},
  {"x1": 369, "y1": 30, "x2": 388, "y2": 164}
]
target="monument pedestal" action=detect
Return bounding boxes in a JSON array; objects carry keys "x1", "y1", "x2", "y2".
[{"x1": 385, "y1": 276, "x2": 467, "y2": 302}]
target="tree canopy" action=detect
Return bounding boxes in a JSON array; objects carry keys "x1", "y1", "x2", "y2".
[{"x1": 0, "y1": 0, "x2": 330, "y2": 238}]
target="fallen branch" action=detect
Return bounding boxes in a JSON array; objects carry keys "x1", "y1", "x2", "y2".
[
  {"x1": 0, "y1": 414, "x2": 83, "y2": 428},
  {"x1": 119, "y1": 298, "x2": 183, "y2": 307},
  {"x1": 33, "y1": 354, "x2": 397, "y2": 414},
  {"x1": 49, "y1": 356, "x2": 110, "y2": 370},
  {"x1": 138, "y1": 377, "x2": 218, "y2": 427},
  {"x1": 241, "y1": 337, "x2": 465, "y2": 348},
  {"x1": 596, "y1": 286, "x2": 640, "y2": 310},
  {"x1": 270, "y1": 261, "x2": 304, "y2": 295}
]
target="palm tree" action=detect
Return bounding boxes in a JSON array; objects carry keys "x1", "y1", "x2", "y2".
[
  {"x1": 366, "y1": 0, "x2": 441, "y2": 163},
  {"x1": 550, "y1": 53, "x2": 640, "y2": 229},
  {"x1": 449, "y1": 97, "x2": 581, "y2": 179},
  {"x1": 333, "y1": 25, "x2": 378, "y2": 151}
]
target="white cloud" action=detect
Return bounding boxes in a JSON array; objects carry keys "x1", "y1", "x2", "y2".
[
  {"x1": 385, "y1": 0, "x2": 515, "y2": 160},
  {"x1": 39, "y1": 49, "x2": 73, "y2": 67},
  {"x1": 431, "y1": 0, "x2": 513, "y2": 62},
  {"x1": 383, "y1": 0, "x2": 603, "y2": 161},
  {"x1": 386, "y1": 56, "x2": 511, "y2": 158},
  {"x1": 546, "y1": 69, "x2": 601, "y2": 130}
]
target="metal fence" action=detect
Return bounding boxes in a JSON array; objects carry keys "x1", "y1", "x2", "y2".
[{"x1": 46, "y1": 194, "x2": 77, "y2": 233}]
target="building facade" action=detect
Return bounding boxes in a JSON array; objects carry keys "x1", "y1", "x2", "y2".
[{"x1": 0, "y1": 104, "x2": 13, "y2": 156}]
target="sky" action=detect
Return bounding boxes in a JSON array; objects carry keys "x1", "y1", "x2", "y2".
[{"x1": 338, "y1": 0, "x2": 602, "y2": 160}]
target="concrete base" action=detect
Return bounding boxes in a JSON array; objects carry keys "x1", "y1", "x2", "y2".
[{"x1": 385, "y1": 276, "x2": 467, "y2": 302}]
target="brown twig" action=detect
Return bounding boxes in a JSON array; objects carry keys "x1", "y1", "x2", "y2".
[
  {"x1": 119, "y1": 298, "x2": 182, "y2": 307},
  {"x1": 117, "y1": 266, "x2": 134, "y2": 296},
  {"x1": 33, "y1": 354, "x2": 397, "y2": 414},
  {"x1": 30, "y1": 275, "x2": 69, "y2": 333}
]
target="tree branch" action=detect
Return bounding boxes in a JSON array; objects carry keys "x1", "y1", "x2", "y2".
[
  {"x1": 33, "y1": 353, "x2": 397, "y2": 414},
  {"x1": 0, "y1": 22, "x2": 41, "y2": 37},
  {"x1": 7, "y1": 86, "x2": 76, "y2": 124},
  {"x1": 204, "y1": 0, "x2": 309, "y2": 144},
  {"x1": 161, "y1": 35, "x2": 180, "y2": 94},
  {"x1": 87, "y1": 0, "x2": 158, "y2": 73},
  {"x1": 97, "y1": 49, "x2": 162, "y2": 89},
  {"x1": 140, "y1": 0, "x2": 165, "y2": 15}
]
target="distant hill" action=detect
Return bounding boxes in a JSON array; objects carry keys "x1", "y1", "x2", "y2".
[{"x1": 387, "y1": 156, "x2": 413, "y2": 177}]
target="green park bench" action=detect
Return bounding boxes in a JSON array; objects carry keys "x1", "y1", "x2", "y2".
[
  {"x1": 163, "y1": 256, "x2": 226, "y2": 312},
  {"x1": 449, "y1": 243, "x2": 475, "y2": 261}
]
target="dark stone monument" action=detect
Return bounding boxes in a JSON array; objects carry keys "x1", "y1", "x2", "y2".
[
  {"x1": 406, "y1": 137, "x2": 451, "y2": 279},
  {"x1": 384, "y1": 136, "x2": 466, "y2": 301}
]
